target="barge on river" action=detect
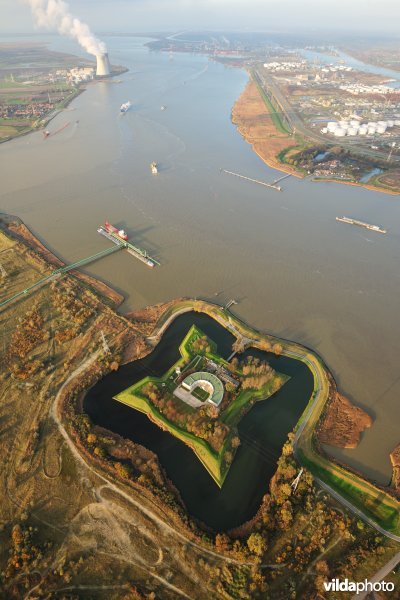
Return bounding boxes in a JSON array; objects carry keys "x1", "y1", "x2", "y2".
[{"x1": 336, "y1": 216, "x2": 387, "y2": 234}]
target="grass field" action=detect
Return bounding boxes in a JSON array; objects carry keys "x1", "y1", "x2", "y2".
[
  {"x1": 192, "y1": 386, "x2": 209, "y2": 401},
  {"x1": 251, "y1": 70, "x2": 291, "y2": 135}
]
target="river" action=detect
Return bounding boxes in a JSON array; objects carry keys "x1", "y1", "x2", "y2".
[{"x1": 1, "y1": 35, "x2": 399, "y2": 485}]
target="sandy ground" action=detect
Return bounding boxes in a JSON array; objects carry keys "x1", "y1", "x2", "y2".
[
  {"x1": 390, "y1": 445, "x2": 400, "y2": 494},
  {"x1": 0, "y1": 221, "x2": 266, "y2": 599},
  {"x1": 317, "y1": 393, "x2": 373, "y2": 449},
  {"x1": 231, "y1": 79, "x2": 302, "y2": 177}
]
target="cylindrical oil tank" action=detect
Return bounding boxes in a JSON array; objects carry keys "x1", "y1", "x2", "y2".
[{"x1": 334, "y1": 128, "x2": 346, "y2": 137}]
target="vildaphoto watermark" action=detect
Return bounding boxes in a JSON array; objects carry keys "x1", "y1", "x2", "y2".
[{"x1": 323, "y1": 578, "x2": 395, "y2": 593}]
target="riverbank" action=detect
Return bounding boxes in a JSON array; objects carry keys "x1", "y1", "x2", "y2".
[
  {"x1": 311, "y1": 175, "x2": 400, "y2": 196},
  {"x1": 2, "y1": 213, "x2": 400, "y2": 599},
  {"x1": 147, "y1": 299, "x2": 400, "y2": 536},
  {"x1": 3, "y1": 209, "x2": 398, "y2": 536},
  {"x1": 231, "y1": 79, "x2": 303, "y2": 178},
  {"x1": 0, "y1": 86, "x2": 82, "y2": 144},
  {"x1": 317, "y1": 392, "x2": 373, "y2": 449},
  {"x1": 2, "y1": 214, "x2": 124, "y2": 307},
  {"x1": 233, "y1": 73, "x2": 400, "y2": 196},
  {"x1": 0, "y1": 41, "x2": 128, "y2": 144}
]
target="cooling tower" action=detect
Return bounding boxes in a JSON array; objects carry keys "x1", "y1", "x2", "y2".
[{"x1": 96, "y1": 53, "x2": 111, "y2": 77}]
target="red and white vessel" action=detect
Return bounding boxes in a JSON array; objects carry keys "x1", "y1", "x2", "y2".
[
  {"x1": 97, "y1": 220, "x2": 158, "y2": 269},
  {"x1": 104, "y1": 221, "x2": 128, "y2": 241}
]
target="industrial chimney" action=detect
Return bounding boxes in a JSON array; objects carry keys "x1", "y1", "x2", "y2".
[{"x1": 96, "y1": 53, "x2": 111, "y2": 77}]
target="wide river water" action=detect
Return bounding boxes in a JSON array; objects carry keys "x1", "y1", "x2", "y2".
[{"x1": 1, "y1": 35, "x2": 399, "y2": 485}]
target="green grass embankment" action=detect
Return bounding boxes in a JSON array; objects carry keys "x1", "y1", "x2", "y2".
[
  {"x1": 250, "y1": 70, "x2": 291, "y2": 135},
  {"x1": 116, "y1": 324, "x2": 288, "y2": 487},
  {"x1": 115, "y1": 381, "x2": 226, "y2": 486},
  {"x1": 150, "y1": 300, "x2": 400, "y2": 535},
  {"x1": 221, "y1": 375, "x2": 290, "y2": 428},
  {"x1": 298, "y1": 449, "x2": 399, "y2": 532}
]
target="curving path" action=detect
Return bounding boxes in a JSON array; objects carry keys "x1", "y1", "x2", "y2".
[{"x1": 51, "y1": 350, "x2": 284, "y2": 570}]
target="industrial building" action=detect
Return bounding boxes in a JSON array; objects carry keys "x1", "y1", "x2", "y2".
[{"x1": 96, "y1": 53, "x2": 111, "y2": 77}]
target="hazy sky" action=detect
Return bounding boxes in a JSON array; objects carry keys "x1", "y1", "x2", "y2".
[{"x1": 1, "y1": 0, "x2": 400, "y2": 34}]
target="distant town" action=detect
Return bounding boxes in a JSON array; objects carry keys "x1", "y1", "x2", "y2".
[{"x1": 0, "y1": 43, "x2": 124, "y2": 142}]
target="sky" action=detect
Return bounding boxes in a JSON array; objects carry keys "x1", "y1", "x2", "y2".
[{"x1": 1, "y1": 0, "x2": 400, "y2": 35}]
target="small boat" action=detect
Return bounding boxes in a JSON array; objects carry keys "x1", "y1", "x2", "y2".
[
  {"x1": 161, "y1": 105, "x2": 166, "y2": 111},
  {"x1": 151, "y1": 162, "x2": 158, "y2": 174},
  {"x1": 120, "y1": 101, "x2": 132, "y2": 113}
]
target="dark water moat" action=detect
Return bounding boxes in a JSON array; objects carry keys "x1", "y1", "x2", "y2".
[{"x1": 84, "y1": 312, "x2": 313, "y2": 530}]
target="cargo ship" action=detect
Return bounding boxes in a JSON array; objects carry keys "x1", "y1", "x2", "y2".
[
  {"x1": 151, "y1": 162, "x2": 158, "y2": 174},
  {"x1": 104, "y1": 221, "x2": 128, "y2": 241},
  {"x1": 97, "y1": 222, "x2": 158, "y2": 269},
  {"x1": 120, "y1": 101, "x2": 132, "y2": 113},
  {"x1": 336, "y1": 216, "x2": 387, "y2": 234}
]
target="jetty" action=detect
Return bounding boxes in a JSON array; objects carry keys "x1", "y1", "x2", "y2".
[{"x1": 221, "y1": 169, "x2": 291, "y2": 191}]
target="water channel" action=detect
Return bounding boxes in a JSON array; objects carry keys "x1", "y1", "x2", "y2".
[{"x1": 84, "y1": 311, "x2": 314, "y2": 531}]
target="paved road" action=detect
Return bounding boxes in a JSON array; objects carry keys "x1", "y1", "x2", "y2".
[
  {"x1": 286, "y1": 347, "x2": 400, "y2": 543},
  {"x1": 253, "y1": 67, "x2": 400, "y2": 164},
  {"x1": 133, "y1": 303, "x2": 400, "y2": 544},
  {"x1": 351, "y1": 550, "x2": 400, "y2": 599}
]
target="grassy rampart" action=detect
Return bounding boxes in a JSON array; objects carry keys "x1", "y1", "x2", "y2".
[
  {"x1": 115, "y1": 324, "x2": 287, "y2": 487},
  {"x1": 149, "y1": 299, "x2": 400, "y2": 535}
]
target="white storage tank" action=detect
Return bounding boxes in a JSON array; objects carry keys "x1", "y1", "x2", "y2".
[
  {"x1": 376, "y1": 124, "x2": 387, "y2": 134},
  {"x1": 394, "y1": 120, "x2": 400, "y2": 126},
  {"x1": 387, "y1": 120, "x2": 394, "y2": 127},
  {"x1": 321, "y1": 127, "x2": 328, "y2": 133},
  {"x1": 359, "y1": 127, "x2": 368, "y2": 135},
  {"x1": 327, "y1": 121, "x2": 337, "y2": 128},
  {"x1": 347, "y1": 127, "x2": 358, "y2": 135},
  {"x1": 350, "y1": 120, "x2": 360, "y2": 127},
  {"x1": 334, "y1": 128, "x2": 346, "y2": 137},
  {"x1": 367, "y1": 126, "x2": 376, "y2": 135}
]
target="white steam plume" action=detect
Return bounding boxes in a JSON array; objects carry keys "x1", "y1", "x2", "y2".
[{"x1": 25, "y1": 0, "x2": 107, "y2": 56}]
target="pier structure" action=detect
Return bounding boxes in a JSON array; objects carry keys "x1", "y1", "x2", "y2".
[
  {"x1": 221, "y1": 168, "x2": 291, "y2": 191},
  {"x1": 0, "y1": 244, "x2": 122, "y2": 311},
  {"x1": 97, "y1": 226, "x2": 160, "y2": 267},
  {"x1": 0, "y1": 225, "x2": 160, "y2": 311}
]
